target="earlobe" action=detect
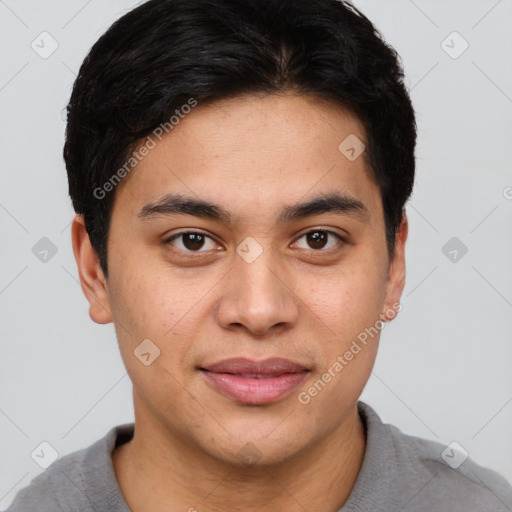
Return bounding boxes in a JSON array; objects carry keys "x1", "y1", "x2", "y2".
[
  {"x1": 71, "y1": 214, "x2": 113, "y2": 325},
  {"x1": 381, "y1": 213, "x2": 408, "y2": 322}
]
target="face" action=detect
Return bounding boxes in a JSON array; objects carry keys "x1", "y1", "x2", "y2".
[{"x1": 74, "y1": 92, "x2": 406, "y2": 466}]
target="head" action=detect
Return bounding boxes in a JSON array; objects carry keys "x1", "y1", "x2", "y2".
[{"x1": 66, "y1": 0, "x2": 415, "y2": 465}]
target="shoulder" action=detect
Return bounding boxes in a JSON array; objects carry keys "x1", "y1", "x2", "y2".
[
  {"x1": 5, "y1": 444, "x2": 89, "y2": 512},
  {"x1": 393, "y1": 425, "x2": 511, "y2": 510},
  {"x1": 4, "y1": 423, "x2": 134, "y2": 512},
  {"x1": 353, "y1": 402, "x2": 512, "y2": 512}
]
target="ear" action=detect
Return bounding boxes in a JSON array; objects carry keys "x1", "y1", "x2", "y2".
[
  {"x1": 71, "y1": 214, "x2": 113, "y2": 324},
  {"x1": 381, "y1": 213, "x2": 408, "y2": 321}
]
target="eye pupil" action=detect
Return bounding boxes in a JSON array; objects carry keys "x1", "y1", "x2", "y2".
[
  {"x1": 307, "y1": 231, "x2": 328, "y2": 249},
  {"x1": 183, "y1": 233, "x2": 205, "y2": 251}
]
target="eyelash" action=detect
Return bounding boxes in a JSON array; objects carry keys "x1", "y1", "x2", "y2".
[{"x1": 163, "y1": 229, "x2": 347, "y2": 258}]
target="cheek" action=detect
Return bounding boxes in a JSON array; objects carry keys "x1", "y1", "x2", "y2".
[
  {"x1": 107, "y1": 265, "x2": 215, "y2": 387},
  {"x1": 108, "y1": 265, "x2": 186, "y2": 338},
  {"x1": 300, "y1": 262, "x2": 387, "y2": 346},
  {"x1": 297, "y1": 271, "x2": 383, "y2": 414},
  {"x1": 107, "y1": 271, "x2": 194, "y2": 400}
]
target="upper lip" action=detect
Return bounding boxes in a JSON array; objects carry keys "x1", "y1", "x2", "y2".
[{"x1": 200, "y1": 357, "x2": 309, "y2": 375}]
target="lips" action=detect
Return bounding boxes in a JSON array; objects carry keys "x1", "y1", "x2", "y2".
[
  {"x1": 201, "y1": 357, "x2": 308, "y2": 375},
  {"x1": 199, "y1": 357, "x2": 309, "y2": 405}
]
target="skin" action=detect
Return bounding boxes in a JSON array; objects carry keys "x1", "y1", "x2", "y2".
[{"x1": 72, "y1": 92, "x2": 407, "y2": 512}]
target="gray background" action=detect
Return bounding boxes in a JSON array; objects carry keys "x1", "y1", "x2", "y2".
[{"x1": 1, "y1": 0, "x2": 511, "y2": 508}]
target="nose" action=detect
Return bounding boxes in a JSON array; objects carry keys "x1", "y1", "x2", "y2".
[{"x1": 215, "y1": 249, "x2": 300, "y2": 337}]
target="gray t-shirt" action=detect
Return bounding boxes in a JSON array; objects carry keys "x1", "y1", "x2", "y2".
[{"x1": 5, "y1": 401, "x2": 512, "y2": 511}]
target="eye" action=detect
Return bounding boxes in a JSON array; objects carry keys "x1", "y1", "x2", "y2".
[
  {"x1": 164, "y1": 231, "x2": 220, "y2": 254},
  {"x1": 164, "y1": 228, "x2": 347, "y2": 258},
  {"x1": 292, "y1": 229, "x2": 346, "y2": 251}
]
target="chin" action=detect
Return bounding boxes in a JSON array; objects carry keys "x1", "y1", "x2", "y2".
[{"x1": 195, "y1": 424, "x2": 314, "y2": 469}]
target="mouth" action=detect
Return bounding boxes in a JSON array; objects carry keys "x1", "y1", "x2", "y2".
[{"x1": 198, "y1": 357, "x2": 310, "y2": 405}]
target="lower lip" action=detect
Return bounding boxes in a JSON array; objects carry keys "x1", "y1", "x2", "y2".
[{"x1": 201, "y1": 370, "x2": 308, "y2": 405}]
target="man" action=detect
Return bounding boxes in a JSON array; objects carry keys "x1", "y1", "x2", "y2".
[{"x1": 7, "y1": 0, "x2": 512, "y2": 511}]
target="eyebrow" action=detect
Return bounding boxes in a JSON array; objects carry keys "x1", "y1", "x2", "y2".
[{"x1": 137, "y1": 191, "x2": 370, "y2": 225}]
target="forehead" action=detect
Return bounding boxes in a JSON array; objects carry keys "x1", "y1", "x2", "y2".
[{"x1": 111, "y1": 93, "x2": 381, "y2": 226}]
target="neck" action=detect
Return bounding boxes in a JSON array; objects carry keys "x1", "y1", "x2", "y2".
[{"x1": 113, "y1": 398, "x2": 366, "y2": 512}]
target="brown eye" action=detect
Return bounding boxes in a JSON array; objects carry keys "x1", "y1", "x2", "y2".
[
  {"x1": 181, "y1": 233, "x2": 205, "y2": 251},
  {"x1": 293, "y1": 229, "x2": 345, "y2": 251},
  {"x1": 165, "y1": 232, "x2": 218, "y2": 253},
  {"x1": 306, "y1": 231, "x2": 328, "y2": 249}
]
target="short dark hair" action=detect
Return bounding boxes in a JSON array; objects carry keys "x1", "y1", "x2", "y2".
[{"x1": 64, "y1": 0, "x2": 416, "y2": 277}]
